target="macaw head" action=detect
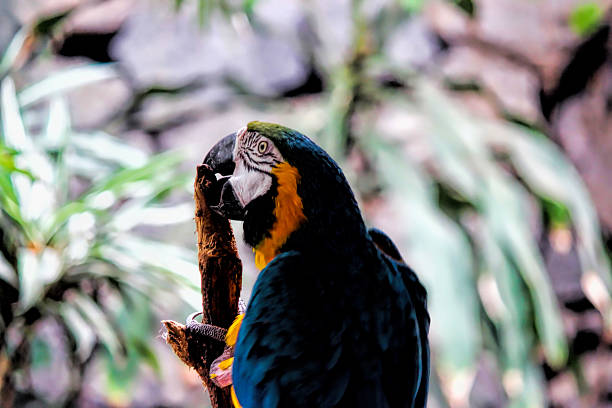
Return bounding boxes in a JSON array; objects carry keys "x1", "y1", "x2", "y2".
[{"x1": 204, "y1": 121, "x2": 365, "y2": 268}]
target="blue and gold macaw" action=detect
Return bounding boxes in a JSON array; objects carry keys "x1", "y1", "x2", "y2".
[{"x1": 204, "y1": 122, "x2": 429, "y2": 408}]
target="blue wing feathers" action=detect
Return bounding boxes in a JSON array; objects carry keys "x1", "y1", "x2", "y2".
[{"x1": 233, "y1": 233, "x2": 429, "y2": 408}]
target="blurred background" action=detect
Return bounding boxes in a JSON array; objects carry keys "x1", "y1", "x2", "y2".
[{"x1": 1, "y1": 0, "x2": 612, "y2": 407}]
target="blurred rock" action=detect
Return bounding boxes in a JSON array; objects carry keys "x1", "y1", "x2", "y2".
[
  {"x1": 68, "y1": 75, "x2": 131, "y2": 129},
  {"x1": 448, "y1": 91, "x2": 498, "y2": 119},
  {"x1": 554, "y1": 67, "x2": 612, "y2": 231},
  {"x1": 226, "y1": 28, "x2": 308, "y2": 96},
  {"x1": 425, "y1": 0, "x2": 595, "y2": 123},
  {"x1": 476, "y1": 0, "x2": 579, "y2": 85},
  {"x1": 51, "y1": 0, "x2": 137, "y2": 63},
  {"x1": 110, "y1": 2, "x2": 224, "y2": 89},
  {"x1": 13, "y1": 0, "x2": 83, "y2": 26},
  {"x1": 111, "y1": 0, "x2": 309, "y2": 95},
  {"x1": 29, "y1": 319, "x2": 72, "y2": 404},
  {"x1": 135, "y1": 84, "x2": 233, "y2": 132},
  {"x1": 253, "y1": 0, "x2": 304, "y2": 36},
  {"x1": 544, "y1": 237, "x2": 584, "y2": 307},
  {"x1": 469, "y1": 354, "x2": 507, "y2": 408},
  {"x1": 440, "y1": 45, "x2": 541, "y2": 122},
  {"x1": 385, "y1": 17, "x2": 442, "y2": 70},
  {"x1": 307, "y1": 0, "x2": 354, "y2": 70},
  {"x1": 547, "y1": 371, "x2": 580, "y2": 408},
  {"x1": 369, "y1": 102, "x2": 433, "y2": 165},
  {"x1": 424, "y1": 1, "x2": 469, "y2": 41},
  {"x1": 157, "y1": 96, "x2": 326, "y2": 166},
  {"x1": 581, "y1": 351, "x2": 612, "y2": 405},
  {"x1": 62, "y1": 0, "x2": 136, "y2": 34}
]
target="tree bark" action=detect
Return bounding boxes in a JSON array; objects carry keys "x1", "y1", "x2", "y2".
[{"x1": 163, "y1": 164, "x2": 242, "y2": 408}]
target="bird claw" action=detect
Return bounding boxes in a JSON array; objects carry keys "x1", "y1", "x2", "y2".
[{"x1": 185, "y1": 311, "x2": 227, "y2": 343}]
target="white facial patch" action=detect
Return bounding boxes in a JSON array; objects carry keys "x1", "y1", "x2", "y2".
[
  {"x1": 229, "y1": 159, "x2": 273, "y2": 207},
  {"x1": 229, "y1": 128, "x2": 284, "y2": 207}
]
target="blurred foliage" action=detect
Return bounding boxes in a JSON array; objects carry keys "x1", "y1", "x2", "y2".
[
  {"x1": 1, "y1": 0, "x2": 611, "y2": 406},
  {"x1": 570, "y1": 2, "x2": 605, "y2": 36},
  {"x1": 310, "y1": 3, "x2": 612, "y2": 407},
  {"x1": 360, "y1": 82, "x2": 612, "y2": 406},
  {"x1": 0, "y1": 34, "x2": 200, "y2": 405}
]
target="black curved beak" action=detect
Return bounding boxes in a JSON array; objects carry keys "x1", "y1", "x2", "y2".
[
  {"x1": 203, "y1": 133, "x2": 245, "y2": 221},
  {"x1": 203, "y1": 133, "x2": 237, "y2": 176}
]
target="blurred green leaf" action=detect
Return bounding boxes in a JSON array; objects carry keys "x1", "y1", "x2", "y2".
[
  {"x1": 108, "y1": 234, "x2": 200, "y2": 290},
  {"x1": 34, "y1": 10, "x2": 73, "y2": 36},
  {"x1": 398, "y1": 0, "x2": 426, "y2": 13},
  {"x1": 44, "y1": 202, "x2": 89, "y2": 239},
  {"x1": 97, "y1": 238, "x2": 202, "y2": 310},
  {"x1": 17, "y1": 247, "x2": 62, "y2": 313},
  {"x1": 43, "y1": 96, "x2": 71, "y2": 150},
  {"x1": 134, "y1": 339, "x2": 161, "y2": 374},
  {"x1": 542, "y1": 199, "x2": 571, "y2": 228},
  {"x1": 69, "y1": 292, "x2": 122, "y2": 358},
  {"x1": 484, "y1": 122, "x2": 612, "y2": 330},
  {"x1": 483, "y1": 176, "x2": 567, "y2": 368},
  {"x1": 198, "y1": 0, "x2": 211, "y2": 26},
  {"x1": 110, "y1": 202, "x2": 193, "y2": 232},
  {"x1": 368, "y1": 137, "x2": 481, "y2": 374},
  {"x1": 30, "y1": 336, "x2": 52, "y2": 369},
  {"x1": 18, "y1": 64, "x2": 117, "y2": 108},
  {"x1": 17, "y1": 248, "x2": 44, "y2": 312},
  {"x1": 84, "y1": 152, "x2": 183, "y2": 198},
  {"x1": 1, "y1": 76, "x2": 31, "y2": 151},
  {"x1": 0, "y1": 251, "x2": 16, "y2": 287},
  {"x1": 569, "y1": 2, "x2": 603, "y2": 36},
  {"x1": 0, "y1": 28, "x2": 27, "y2": 77},
  {"x1": 59, "y1": 302, "x2": 97, "y2": 362},
  {"x1": 454, "y1": 0, "x2": 475, "y2": 17},
  {"x1": 242, "y1": 0, "x2": 258, "y2": 15},
  {"x1": 413, "y1": 80, "x2": 568, "y2": 368},
  {"x1": 71, "y1": 132, "x2": 148, "y2": 169}
]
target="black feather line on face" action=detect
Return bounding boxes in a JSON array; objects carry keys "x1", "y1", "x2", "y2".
[
  {"x1": 243, "y1": 131, "x2": 257, "y2": 148},
  {"x1": 241, "y1": 158, "x2": 273, "y2": 176},
  {"x1": 243, "y1": 178, "x2": 278, "y2": 248},
  {"x1": 244, "y1": 150, "x2": 277, "y2": 168}
]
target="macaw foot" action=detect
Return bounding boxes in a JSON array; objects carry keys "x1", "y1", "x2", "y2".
[
  {"x1": 185, "y1": 311, "x2": 228, "y2": 343},
  {"x1": 184, "y1": 296, "x2": 246, "y2": 343}
]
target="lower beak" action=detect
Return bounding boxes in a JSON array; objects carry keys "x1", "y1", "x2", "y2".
[
  {"x1": 209, "y1": 176, "x2": 245, "y2": 221},
  {"x1": 203, "y1": 133, "x2": 245, "y2": 221}
]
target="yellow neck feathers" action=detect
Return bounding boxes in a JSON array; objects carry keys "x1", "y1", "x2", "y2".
[{"x1": 254, "y1": 162, "x2": 306, "y2": 270}]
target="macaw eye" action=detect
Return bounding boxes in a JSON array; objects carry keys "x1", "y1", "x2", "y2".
[{"x1": 257, "y1": 141, "x2": 268, "y2": 154}]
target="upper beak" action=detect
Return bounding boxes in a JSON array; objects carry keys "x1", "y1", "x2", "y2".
[
  {"x1": 203, "y1": 132, "x2": 236, "y2": 176},
  {"x1": 203, "y1": 133, "x2": 245, "y2": 221}
]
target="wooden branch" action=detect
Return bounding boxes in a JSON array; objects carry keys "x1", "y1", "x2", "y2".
[{"x1": 162, "y1": 164, "x2": 242, "y2": 408}]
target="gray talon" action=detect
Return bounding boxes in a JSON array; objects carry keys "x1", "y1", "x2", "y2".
[{"x1": 185, "y1": 311, "x2": 228, "y2": 342}]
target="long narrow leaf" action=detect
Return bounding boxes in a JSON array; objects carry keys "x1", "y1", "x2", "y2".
[
  {"x1": 0, "y1": 250, "x2": 16, "y2": 287},
  {"x1": 0, "y1": 28, "x2": 28, "y2": 77},
  {"x1": 18, "y1": 64, "x2": 117, "y2": 107},
  {"x1": 1, "y1": 76, "x2": 31, "y2": 150},
  {"x1": 69, "y1": 291, "x2": 122, "y2": 358},
  {"x1": 59, "y1": 302, "x2": 97, "y2": 362},
  {"x1": 17, "y1": 247, "x2": 62, "y2": 312}
]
